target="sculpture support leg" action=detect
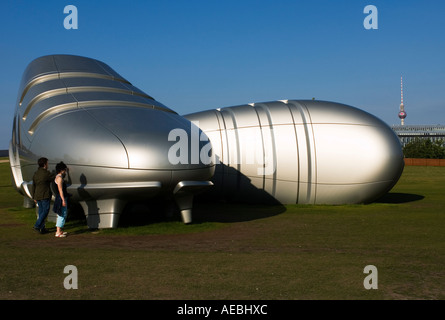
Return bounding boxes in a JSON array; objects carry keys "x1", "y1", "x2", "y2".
[
  {"x1": 173, "y1": 193, "x2": 194, "y2": 224},
  {"x1": 173, "y1": 181, "x2": 213, "y2": 224},
  {"x1": 23, "y1": 196, "x2": 35, "y2": 209},
  {"x1": 79, "y1": 198, "x2": 125, "y2": 229}
]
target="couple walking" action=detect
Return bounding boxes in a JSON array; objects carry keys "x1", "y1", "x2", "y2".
[{"x1": 32, "y1": 157, "x2": 70, "y2": 238}]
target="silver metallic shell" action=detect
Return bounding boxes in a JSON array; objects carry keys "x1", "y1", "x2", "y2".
[
  {"x1": 10, "y1": 54, "x2": 404, "y2": 228},
  {"x1": 184, "y1": 100, "x2": 404, "y2": 204},
  {"x1": 10, "y1": 55, "x2": 215, "y2": 228}
]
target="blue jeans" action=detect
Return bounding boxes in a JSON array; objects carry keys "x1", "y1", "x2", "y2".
[
  {"x1": 34, "y1": 199, "x2": 50, "y2": 230},
  {"x1": 56, "y1": 205, "x2": 67, "y2": 228}
]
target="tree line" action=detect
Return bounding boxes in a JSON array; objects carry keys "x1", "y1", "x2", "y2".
[{"x1": 403, "y1": 139, "x2": 445, "y2": 159}]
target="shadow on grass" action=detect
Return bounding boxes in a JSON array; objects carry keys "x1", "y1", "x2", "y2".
[
  {"x1": 192, "y1": 201, "x2": 286, "y2": 223},
  {"x1": 60, "y1": 197, "x2": 287, "y2": 230},
  {"x1": 116, "y1": 200, "x2": 286, "y2": 227},
  {"x1": 375, "y1": 192, "x2": 425, "y2": 204}
]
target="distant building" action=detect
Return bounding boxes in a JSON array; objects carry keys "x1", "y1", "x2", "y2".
[
  {"x1": 391, "y1": 125, "x2": 445, "y2": 148},
  {"x1": 392, "y1": 76, "x2": 445, "y2": 148}
]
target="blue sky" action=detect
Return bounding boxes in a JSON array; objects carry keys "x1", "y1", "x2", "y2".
[{"x1": 1, "y1": 0, "x2": 444, "y2": 150}]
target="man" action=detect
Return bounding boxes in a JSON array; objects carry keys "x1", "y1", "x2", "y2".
[{"x1": 32, "y1": 157, "x2": 53, "y2": 234}]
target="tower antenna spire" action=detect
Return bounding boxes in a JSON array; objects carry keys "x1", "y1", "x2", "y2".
[
  {"x1": 398, "y1": 75, "x2": 407, "y2": 125},
  {"x1": 401, "y1": 76, "x2": 403, "y2": 105}
]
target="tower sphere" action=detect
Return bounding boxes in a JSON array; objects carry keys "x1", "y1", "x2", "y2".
[{"x1": 398, "y1": 110, "x2": 407, "y2": 119}]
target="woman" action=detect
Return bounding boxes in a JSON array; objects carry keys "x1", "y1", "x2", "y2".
[{"x1": 53, "y1": 162, "x2": 69, "y2": 237}]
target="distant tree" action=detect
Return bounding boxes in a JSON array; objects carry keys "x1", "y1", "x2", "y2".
[{"x1": 403, "y1": 138, "x2": 445, "y2": 159}]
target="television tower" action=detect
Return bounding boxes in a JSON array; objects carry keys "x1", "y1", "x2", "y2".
[{"x1": 398, "y1": 76, "x2": 407, "y2": 125}]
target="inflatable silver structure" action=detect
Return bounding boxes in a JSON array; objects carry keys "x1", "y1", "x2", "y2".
[
  {"x1": 10, "y1": 55, "x2": 404, "y2": 228},
  {"x1": 185, "y1": 101, "x2": 404, "y2": 205},
  {"x1": 9, "y1": 55, "x2": 214, "y2": 228}
]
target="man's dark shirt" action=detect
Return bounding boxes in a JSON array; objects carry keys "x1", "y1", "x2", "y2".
[{"x1": 32, "y1": 167, "x2": 53, "y2": 200}]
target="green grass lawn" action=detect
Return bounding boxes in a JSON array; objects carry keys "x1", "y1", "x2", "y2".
[{"x1": 0, "y1": 159, "x2": 444, "y2": 300}]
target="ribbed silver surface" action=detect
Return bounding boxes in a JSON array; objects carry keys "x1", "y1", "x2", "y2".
[
  {"x1": 10, "y1": 55, "x2": 215, "y2": 228},
  {"x1": 185, "y1": 100, "x2": 404, "y2": 204}
]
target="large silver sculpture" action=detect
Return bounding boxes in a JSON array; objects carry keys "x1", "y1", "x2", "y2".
[
  {"x1": 9, "y1": 55, "x2": 215, "y2": 228},
  {"x1": 185, "y1": 101, "x2": 405, "y2": 204},
  {"x1": 10, "y1": 55, "x2": 404, "y2": 228}
]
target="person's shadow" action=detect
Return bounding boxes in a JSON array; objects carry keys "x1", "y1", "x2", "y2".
[{"x1": 75, "y1": 173, "x2": 100, "y2": 229}]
